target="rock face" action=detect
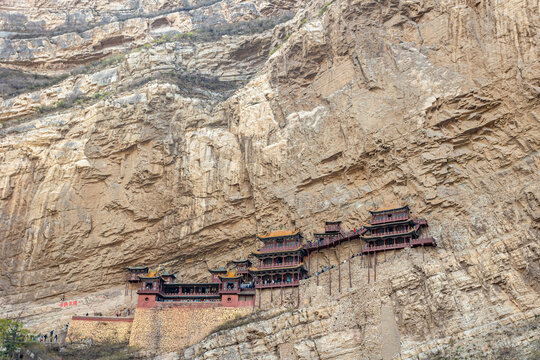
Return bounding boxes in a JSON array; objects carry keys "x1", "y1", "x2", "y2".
[
  {"x1": 1, "y1": 0, "x2": 539, "y2": 358},
  {"x1": 184, "y1": 251, "x2": 539, "y2": 359}
]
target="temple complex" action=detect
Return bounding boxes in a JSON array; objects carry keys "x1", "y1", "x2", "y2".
[{"x1": 128, "y1": 205, "x2": 436, "y2": 309}]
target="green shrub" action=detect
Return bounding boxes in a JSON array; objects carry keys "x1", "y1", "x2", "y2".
[{"x1": 0, "y1": 319, "x2": 31, "y2": 359}]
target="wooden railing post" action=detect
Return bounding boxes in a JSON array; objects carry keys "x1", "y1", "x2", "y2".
[
  {"x1": 316, "y1": 250, "x2": 319, "y2": 286},
  {"x1": 338, "y1": 244, "x2": 341, "y2": 293}
]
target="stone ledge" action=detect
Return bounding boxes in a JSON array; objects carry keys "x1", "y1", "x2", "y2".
[{"x1": 72, "y1": 316, "x2": 134, "y2": 322}]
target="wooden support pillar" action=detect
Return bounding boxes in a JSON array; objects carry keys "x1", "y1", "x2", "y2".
[
  {"x1": 328, "y1": 254, "x2": 332, "y2": 296},
  {"x1": 281, "y1": 274, "x2": 284, "y2": 305},
  {"x1": 374, "y1": 251, "x2": 377, "y2": 282},
  {"x1": 253, "y1": 288, "x2": 257, "y2": 311},
  {"x1": 258, "y1": 286, "x2": 262, "y2": 309},
  {"x1": 338, "y1": 244, "x2": 341, "y2": 293},
  {"x1": 270, "y1": 284, "x2": 273, "y2": 303},
  {"x1": 422, "y1": 242, "x2": 425, "y2": 261},
  {"x1": 308, "y1": 252, "x2": 311, "y2": 276},
  {"x1": 316, "y1": 250, "x2": 319, "y2": 286},
  {"x1": 361, "y1": 240, "x2": 365, "y2": 268},
  {"x1": 367, "y1": 250, "x2": 371, "y2": 284},
  {"x1": 348, "y1": 236, "x2": 352, "y2": 288},
  {"x1": 297, "y1": 285, "x2": 300, "y2": 308}
]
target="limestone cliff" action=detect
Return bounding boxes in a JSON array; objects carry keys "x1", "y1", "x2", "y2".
[{"x1": 1, "y1": 0, "x2": 539, "y2": 358}]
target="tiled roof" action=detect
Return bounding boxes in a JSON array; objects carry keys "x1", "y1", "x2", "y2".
[{"x1": 252, "y1": 245, "x2": 304, "y2": 254}]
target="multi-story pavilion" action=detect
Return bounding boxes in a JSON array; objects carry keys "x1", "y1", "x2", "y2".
[
  {"x1": 249, "y1": 230, "x2": 307, "y2": 288},
  {"x1": 361, "y1": 205, "x2": 436, "y2": 253}
]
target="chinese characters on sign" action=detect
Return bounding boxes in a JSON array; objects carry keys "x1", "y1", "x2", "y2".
[{"x1": 59, "y1": 301, "x2": 78, "y2": 307}]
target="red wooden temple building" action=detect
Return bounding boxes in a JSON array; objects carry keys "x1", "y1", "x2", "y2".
[
  {"x1": 361, "y1": 205, "x2": 436, "y2": 254},
  {"x1": 304, "y1": 221, "x2": 364, "y2": 252},
  {"x1": 131, "y1": 265, "x2": 255, "y2": 309},
  {"x1": 248, "y1": 230, "x2": 307, "y2": 289}
]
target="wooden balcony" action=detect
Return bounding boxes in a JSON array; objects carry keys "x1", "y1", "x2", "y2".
[
  {"x1": 362, "y1": 243, "x2": 409, "y2": 253},
  {"x1": 257, "y1": 261, "x2": 301, "y2": 269},
  {"x1": 370, "y1": 214, "x2": 409, "y2": 225},
  {"x1": 259, "y1": 244, "x2": 300, "y2": 252},
  {"x1": 126, "y1": 274, "x2": 141, "y2": 282},
  {"x1": 236, "y1": 266, "x2": 249, "y2": 273},
  {"x1": 173, "y1": 292, "x2": 219, "y2": 296},
  {"x1": 219, "y1": 288, "x2": 239, "y2": 294},
  {"x1": 366, "y1": 227, "x2": 414, "y2": 237},
  {"x1": 304, "y1": 230, "x2": 364, "y2": 252},
  {"x1": 362, "y1": 237, "x2": 436, "y2": 253},
  {"x1": 411, "y1": 237, "x2": 435, "y2": 246},
  {"x1": 325, "y1": 224, "x2": 341, "y2": 232},
  {"x1": 255, "y1": 281, "x2": 300, "y2": 289}
]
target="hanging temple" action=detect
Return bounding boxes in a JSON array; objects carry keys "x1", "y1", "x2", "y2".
[{"x1": 126, "y1": 205, "x2": 436, "y2": 309}]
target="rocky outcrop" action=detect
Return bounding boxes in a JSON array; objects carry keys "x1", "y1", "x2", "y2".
[
  {"x1": 1, "y1": 0, "x2": 539, "y2": 358},
  {"x1": 0, "y1": 0, "x2": 297, "y2": 71},
  {"x1": 182, "y1": 249, "x2": 540, "y2": 359}
]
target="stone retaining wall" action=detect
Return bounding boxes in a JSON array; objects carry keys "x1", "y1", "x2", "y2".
[
  {"x1": 129, "y1": 306, "x2": 251, "y2": 353},
  {"x1": 66, "y1": 316, "x2": 133, "y2": 343}
]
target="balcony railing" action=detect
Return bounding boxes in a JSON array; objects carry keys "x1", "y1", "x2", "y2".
[
  {"x1": 257, "y1": 261, "x2": 301, "y2": 269},
  {"x1": 304, "y1": 230, "x2": 363, "y2": 250},
  {"x1": 370, "y1": 214, "x2": 409, "y2": 225},
  {"x1": 411, "y1": 237, "x2": 435, "y2": 246},
  {"x1": 325, "y1": 224, "x2": 342, "y2": 232},
  {"x1": 255, "y1": 281, "x2": 300, "y2": 289},
  {"x1": 259, "y1": 243, "x2": 300, "y2": 252},
  {"x1": 362, "y1": 237, "x2": 435, "y2": 253},
  {"x1": 236, "y1": 266, "x2": 248, "y2": 273},
  {"x1": 366, "y1": 227, "x2": 413, "y2": 237},
  {"x1": 219, "y1": 288, "x2": 239, "y2": 294},
  {"x1": 362, "y1": 243, "x2": 409, "y2": 253},
  {"x1": 126, "y1": 274, "x2": 141, "y2": 282},
  {"x1": 173, "y1": 292, "x2": 219, "y2": 296}
]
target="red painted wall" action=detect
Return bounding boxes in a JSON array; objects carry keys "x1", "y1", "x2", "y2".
[
  {"x1": 221, "y1": 294, "x2": 239, "y2": 307},
  {"x1": 137, "y1": 294, "x2": 158, "y2": 308}
]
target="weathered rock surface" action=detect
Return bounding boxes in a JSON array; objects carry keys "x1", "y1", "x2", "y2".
[
  {"x1": 1, "y1": 0, "x2": 539, "y2": 358},
  {"x1": 0, "y1": 0, "x2": 296, "y2": 71}
]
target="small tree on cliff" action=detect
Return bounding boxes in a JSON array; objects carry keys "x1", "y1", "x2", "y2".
[{"x1": 0, "y1": 319, "x2": 30, "y2": 359}]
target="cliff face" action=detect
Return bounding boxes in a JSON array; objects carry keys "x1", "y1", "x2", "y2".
[{"x1": 1, "y1": 0, "x2": 539, "y2": 358}]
